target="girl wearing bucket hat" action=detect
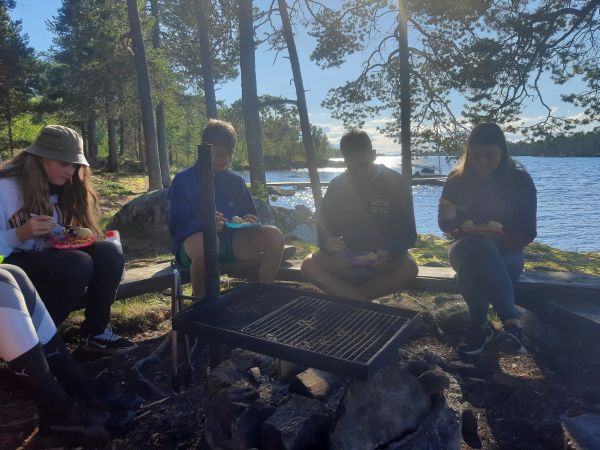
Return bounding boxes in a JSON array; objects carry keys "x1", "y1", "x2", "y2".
[{"x1": 0, "y1": 125, "x2": 135, "y2": 354}]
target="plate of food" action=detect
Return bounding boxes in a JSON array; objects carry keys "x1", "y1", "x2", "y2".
[
  {"x1": 461, "y1": 220, "x2": 504, "y2": 234},
  {"x1": 344, "y1": 249, "x2": 391, "y2": 267},
  {"x1": 224, "y1": 216, "x2": 259, "y2": 229},
  {"x1": 48, "y1": 227, "x2": 97, "y2": 249}
]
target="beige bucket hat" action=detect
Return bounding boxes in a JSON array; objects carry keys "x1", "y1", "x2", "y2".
[{"x1": 24, "y1": 125, "x2": 89, "y2": 166}]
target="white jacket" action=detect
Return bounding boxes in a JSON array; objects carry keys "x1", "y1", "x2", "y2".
[{"x1": 0, "y1": 177, "x2": 62, "y2": 257}]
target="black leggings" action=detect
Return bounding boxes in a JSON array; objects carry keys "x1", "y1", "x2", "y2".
[{"x1": 6, "y1": 241, "x2": 124, "y2": 336}]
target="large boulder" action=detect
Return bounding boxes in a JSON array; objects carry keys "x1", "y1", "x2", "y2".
[
  {"x1": 108, "y1": 188, "x2": 170, "y2": 245},
  {"x1": 108, "y1": 189, "x2": 278, "y2": 246},
  {"x1": 329, "y1": 364, "x2": 431, "y2": 450}
]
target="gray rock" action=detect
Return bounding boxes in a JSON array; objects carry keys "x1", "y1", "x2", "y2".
[
  {"x1": 290, "y1": 368, "x2": 342, "y2": 400},
  {"x1": 288, "y1": 223, "x2": 317, "y2": 244},
  {"x1": 257, "y1": 378, "x2": 290, "y2": 406},
  {"x1": 248, "y1": 367, "x2": 261, "y2": 382},
  {"x1": 207, "y1": 359, "x2": 248, "y2": 398},
  {"x1": 253, "y1": 198, "x2": 276, "y2": 225},
  {"x1": 432, "y1": 303, "x2": 470, "y2": 342},
  {"x1": 228, "y1": 349, "x2": 275, "y2": 374},
  {"x1": 205, "y1": 386, "x2": 260, "y2": 450},
  {"x1": 231, "y1": 400, "x2": 276, "y2": 450},
  {"x1": 108, "y1": 188, "x2": 170, "y2": 244},
  {"x1": 259, "y1": 394, "x2": 330, "y2": 450},
  {"x1": 384, "y1": 396, "x2": 461, "y2": 450},
  {"x1": 330, "y1": 365, "x2": 431, "y2": 450},
  {"x1": 417, "y1": 369, "x2": 450, "y2": 395},
  {"x1": 272, "y1": 204, "x2": 314, "y2": 236},
  {"x1": 563, "y1": 413, "x2": 600, "y2": 450}
]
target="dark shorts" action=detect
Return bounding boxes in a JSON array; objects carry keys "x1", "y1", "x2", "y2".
[{"x1": 177, "y1": 229, "x2": 237, "y2": 269}]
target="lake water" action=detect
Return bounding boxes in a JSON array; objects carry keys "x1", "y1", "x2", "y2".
[{"x1": 238, "y1": 156, "x2": 600, "y2": 253}]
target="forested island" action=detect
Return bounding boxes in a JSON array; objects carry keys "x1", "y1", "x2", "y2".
[{"x1": 509, "y1": 130, "x2": 600, "y2": 157}]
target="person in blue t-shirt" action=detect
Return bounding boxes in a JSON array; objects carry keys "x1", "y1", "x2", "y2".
[
  {"x1": 301, "y1": 130, "x2": 418, "y2": 301},
  {"x1": 169, "y1": 119, "x2": 284, "y2": 296}
]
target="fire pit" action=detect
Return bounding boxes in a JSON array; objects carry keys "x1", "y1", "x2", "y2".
[{"x1": 172, "y1": 283, "x2": 421, "y2": 380}]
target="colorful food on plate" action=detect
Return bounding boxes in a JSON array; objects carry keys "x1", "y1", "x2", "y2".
[
  {"x1": 74, "y1": 227, "x2": 93, "y2": 239},
  {"x1": 346, "y1": 249, "x2": 391, "y2": 266},
  {"x1": 461, "y1": 220, "x2": 503, "y2": 234},
  {"x1": 49, "y1": 227, "x2": 96, "y2": 248}
]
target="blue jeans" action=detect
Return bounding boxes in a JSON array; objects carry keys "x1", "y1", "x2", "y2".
[{"x1": 449, "y1": 236, "x2": 524, "y2": 327}]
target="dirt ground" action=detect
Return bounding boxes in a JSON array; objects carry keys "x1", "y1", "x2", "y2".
[{"x1": 1, "y1": 275, "x2": 599, "y2": 450}]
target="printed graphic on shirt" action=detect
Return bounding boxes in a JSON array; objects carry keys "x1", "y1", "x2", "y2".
[
  {"x1": 4, "y1": 203, "x2": 62, "y2": 252},
  {"x1": 371, "y1": 194, "x2": 391, "y2": 215},
  {"x1": 7, "y1": 208, "x2": 28, "y2": 229}
]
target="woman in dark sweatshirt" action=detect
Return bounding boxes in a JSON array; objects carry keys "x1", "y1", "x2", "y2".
[{"x1": 438, "y1": 123, "x2": 537, "y2": 356}]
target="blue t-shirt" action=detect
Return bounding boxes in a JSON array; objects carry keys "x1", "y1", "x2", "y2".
[{"x1": 168, "y1": 166, "x2": 257, "y2": 254}]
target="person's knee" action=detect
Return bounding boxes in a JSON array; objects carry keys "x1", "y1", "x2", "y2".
[
  {"x1": 0, "y1": 265, "x2": 27, "y2": 289},
  {"x1": 259, "y1": 226, "x2": 284, "y2": 251},
  {"x1": 301, "y1": 254, "x2": 317, "y2": 278},
  {"x1": 184, "y1": 233, "x2": 207, "y2": 265},
  {"x1": 395, "y1": 254, "x2": 418, "y2": 282},
  {"x1": 61, "y1": 251, "x2": 94, "y2": 283},
  {"x1": 90, "y1": 240, "x2": 125, "y2": 269}
]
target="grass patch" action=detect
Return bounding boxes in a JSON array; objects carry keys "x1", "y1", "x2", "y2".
[
  {"x1": 411, "y1": 234, "x2": 600, "y2": 275},
  {"x1": 92, "y1": 173, "x2": 148, "y2": 197},
  {"x1": 66, "y1": 293, "x2": 171, "y2": 336}
]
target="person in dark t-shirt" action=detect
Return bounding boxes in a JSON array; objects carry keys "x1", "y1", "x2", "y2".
[
  {"x1": 438, "y1": 122, "x2": 537, "y2": 357},
  {"x1": 301, "y1": 130, "x2": 418, "y2": 301}
]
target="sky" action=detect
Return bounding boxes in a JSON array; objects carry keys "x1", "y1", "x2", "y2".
[{"x1": 9, "y1": 0, "x2": 589, "y2": 153}]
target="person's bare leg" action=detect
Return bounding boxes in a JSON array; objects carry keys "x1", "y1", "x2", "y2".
[
  {"x1": 301, "y1": 251, "x2": 369, "y2": 301},
  {"x1": 357, "y1": 253, "x2": 419, "y2": 300},
  {"x1": 183, "y1": 232, "x2": 215, "y2": 297},
  {"x1": 232, "y1": 226, "x2": 284, "y2": 282}
]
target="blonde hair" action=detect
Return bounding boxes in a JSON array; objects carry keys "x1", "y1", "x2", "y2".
[{"x1": 0, "y1": 152, "x2": 100, "y2": 234}]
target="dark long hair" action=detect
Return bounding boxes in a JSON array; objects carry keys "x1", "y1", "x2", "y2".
[{"x1": 450, "y1": 123, "x2": 518, "y2": 178}]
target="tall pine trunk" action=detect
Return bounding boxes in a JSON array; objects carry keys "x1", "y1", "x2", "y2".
[
  {"x1": 398, "y1": 0, "x2": 412, "y2": 185},
  {"x1": 150, "y1": 0, "x2": 171, "y2": 187},
  {"x1": 86, "y1": 116, "x2": 98, "y2": 163},
  {"x1": 194, "y1": 0, "x2": 218, "y2": 119},
  {"x1": 107, "y1": 116, "x2": 119, "y2": 172},
  {"x1": 119, "y1": 118, "x2": 125, "y2": 156},
  {"x1": 126, "y1": 0, "x2": 163, "y2": 191},
  {"x1": 80, "y1": 122, "x2": 88, "y2": 157},
  {"x1": 278, "y1": 0, "x2": 322, "y2": 209},
  {"x1": 239, "y1": 0, "x2": 267, "y2": 192},
  {"x1": 6, "y1": 104, "x2": 14, "y2": 156}
]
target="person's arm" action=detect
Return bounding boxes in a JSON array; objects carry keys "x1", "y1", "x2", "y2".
[
  {"x1": 237, "y1": 177, "x2": 258, "y2": 219},
  {"x1": 388, "y1": 173, "x2": 417, "y2": 255},
  {"x1": 316, "y1": 181, "x2": 342, "y2": 252},
  {"x1": 168, "y1": 176, "x2": 203, "y2": 248},
  {"x1": 438, "y1": 177, "x2": 462, "y2": 236},
  {"x1": 498, "y1": 172, "x2": 537, "y2": 250}
]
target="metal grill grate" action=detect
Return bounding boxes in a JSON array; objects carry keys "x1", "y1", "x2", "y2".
[{"x1": 240, "y1": 296, "x2": 410, "y2": 364}]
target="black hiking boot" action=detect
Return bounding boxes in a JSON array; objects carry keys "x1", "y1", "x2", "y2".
[
  {"x1": 89, "y1": 378, "x2": 144, "y2": 411},
  {"x1": 458, "y1": 323, "x2": 495, "y2": 356},
  {"x1": 494, "y1": 324, "x2": 527, "y2": 354},
  {"x1": 39, "y1": 400, "x2": 134, "y2": 445}
]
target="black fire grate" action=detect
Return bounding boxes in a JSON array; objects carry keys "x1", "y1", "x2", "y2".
[
  {"x1": 173, "y1": 283, "x2": 421, "y2": 380},
  {"x1": 240, "y1": 296, "x2": 409, "y2": 365}
]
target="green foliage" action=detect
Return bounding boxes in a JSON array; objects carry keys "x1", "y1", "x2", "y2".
[
  {"x1": 0, "y1": 4, "x2": 41, "y2": 151},
  {"x1": 412, "y1": 234, "x2": 600, "y2": 276},
  {"x1": 93, "y1": 177, "x2": 133, "y2": 197}
]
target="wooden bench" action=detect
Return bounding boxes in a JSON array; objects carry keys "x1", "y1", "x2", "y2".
[{"x1": 117, "y1": 261, "x2": 600, "y2": 334}]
